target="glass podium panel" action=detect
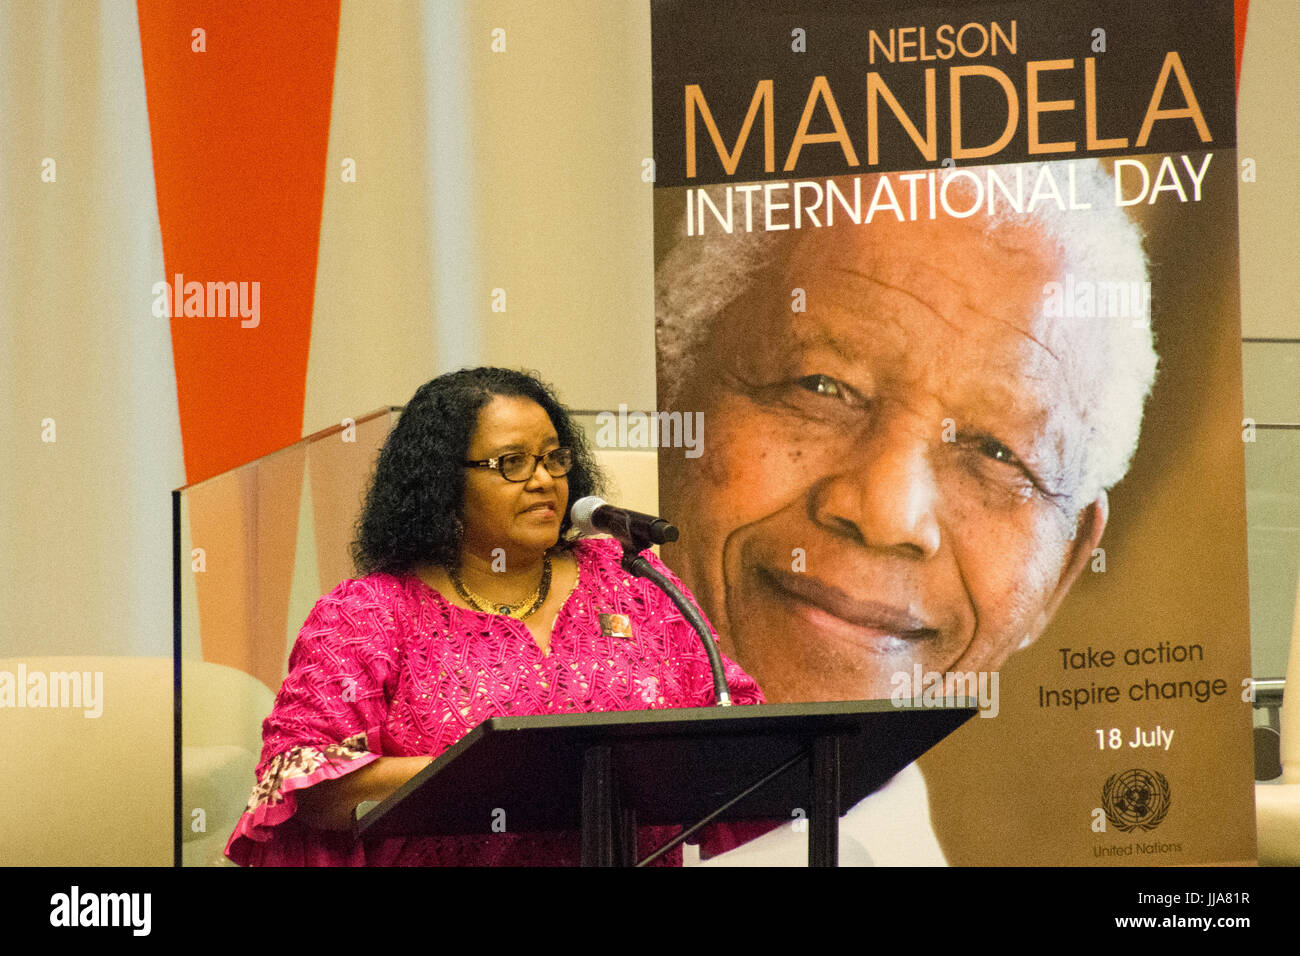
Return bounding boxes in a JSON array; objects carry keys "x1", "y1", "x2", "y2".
[{"x1": 174, "y1": 408, "x2": 399, "y2": 865}]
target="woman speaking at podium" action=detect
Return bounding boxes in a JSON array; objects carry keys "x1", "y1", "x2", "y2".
[{"x1": 225, "y1": 367, "x2": 762, "y2": 866}]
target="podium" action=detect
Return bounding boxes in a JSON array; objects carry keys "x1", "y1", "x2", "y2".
[{"x1": 354, "y1": 699, "x2": 974, "y2": 866}]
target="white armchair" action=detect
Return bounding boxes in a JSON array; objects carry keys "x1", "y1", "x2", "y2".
[
  {"x1": 0, "y1": 656, "x2": 171, "y2": 865},
  {"x1": 1256, "y1": 561, "x2": 1300, "y2": 864},
  {"x1": 181, "y1": 658, "x2": 276, "y2": 866}
]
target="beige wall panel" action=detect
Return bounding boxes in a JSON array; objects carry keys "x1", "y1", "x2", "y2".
[
  {"x1": 1238, "y1": 0, "x2": 1300, "y2": 339},
  {"x1": 304, "y1": 0, "x2": 440, "y2": 434},
  {"x1": 0, "y1": 1, "x2": 182, "y2": 658},
  {"x1": 464, "y1": 1, "x2": 656, "y2": 411}
]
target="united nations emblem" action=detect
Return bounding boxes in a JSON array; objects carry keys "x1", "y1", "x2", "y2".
[{"x1": 1102, "y1": 768, "x2": 1171, "y2": 832}]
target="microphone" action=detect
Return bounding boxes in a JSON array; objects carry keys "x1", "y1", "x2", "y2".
[
  {"x1": 571, "y1": 496, "x2": 730, "y2": 706},
  {"x1": 570, "y1": 497, "x2": 679, "y2": 549}
]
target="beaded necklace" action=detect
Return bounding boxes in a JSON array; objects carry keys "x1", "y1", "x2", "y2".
[{"x1": 447, "y1": 553, "x2": 552, "y2": 619}]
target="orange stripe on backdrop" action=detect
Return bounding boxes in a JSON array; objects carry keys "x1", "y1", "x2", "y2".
[
  {"x1": 139, "y1": 1, "x2": 340, "y2": 690},
  {"x1": 1235, "y1": 0, "x2": 1249, "y2": 95},
  {"x1": 138, "y1": 0, "x2": 340, "y2": 485}
]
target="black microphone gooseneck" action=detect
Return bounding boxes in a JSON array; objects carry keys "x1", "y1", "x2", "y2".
[
  {"x1": 617, "y1": 546, "x2": 732, "y2": 707},
  {"x1": 570, "y1": 497, "x2": 733, "y2": 706}
]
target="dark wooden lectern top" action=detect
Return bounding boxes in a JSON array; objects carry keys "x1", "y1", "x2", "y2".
[{"x1": 355, "y1": 700, "x2": 973, "y2": 846}]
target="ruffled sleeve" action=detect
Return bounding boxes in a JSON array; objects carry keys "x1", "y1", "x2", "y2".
[{"x1": 225, "y1": 579, "x2": 403, "y2": 866}]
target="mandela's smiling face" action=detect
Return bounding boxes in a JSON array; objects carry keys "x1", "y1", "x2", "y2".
[{"x1": 660, "y1": 213, "x2": 1107, "y2": 703}]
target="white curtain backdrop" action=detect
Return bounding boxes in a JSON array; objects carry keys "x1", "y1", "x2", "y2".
[{"x1": 0, "y1": 0, "x2": 181, "y2": 658}]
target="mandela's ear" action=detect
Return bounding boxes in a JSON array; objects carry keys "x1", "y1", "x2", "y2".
[{"x1": 1023, "y1": 493, "x2": 1109, "y2": 648}]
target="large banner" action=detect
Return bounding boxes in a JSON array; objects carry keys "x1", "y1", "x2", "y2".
[{"x1": 651, "y1": 0, "x2": 1255, "y2": 864}]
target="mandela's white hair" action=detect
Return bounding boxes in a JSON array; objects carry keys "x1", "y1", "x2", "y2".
[{"x1": 655, "y1": 161, "x2": 1158, "y2": 508}]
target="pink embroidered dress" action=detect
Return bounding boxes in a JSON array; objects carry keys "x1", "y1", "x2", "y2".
[{"x1": 225, "y1": 537, "x2": 763, "y2": 866}]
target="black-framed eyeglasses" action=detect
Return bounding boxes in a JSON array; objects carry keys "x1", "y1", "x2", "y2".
[{"x1": 464, "y1": 447, "x2": 574, "y2": 482}]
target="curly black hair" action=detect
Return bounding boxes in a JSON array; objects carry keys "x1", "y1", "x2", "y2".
[{"x1": 351, "y1": 367, "x2": 605, "y2": 576}]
